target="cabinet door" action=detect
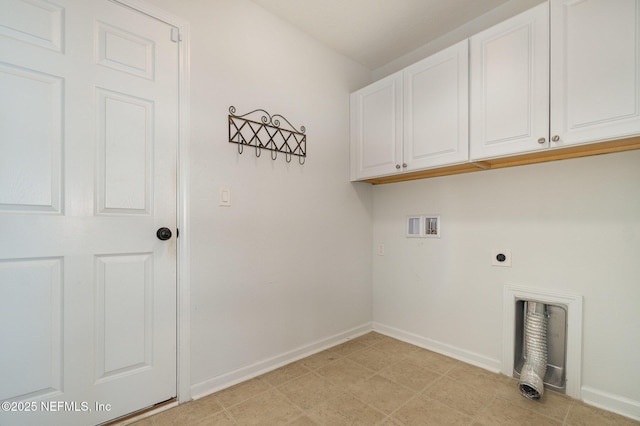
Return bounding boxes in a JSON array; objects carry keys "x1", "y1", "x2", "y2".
[
  {"x1": 403, "y1": 40, "x2": 469, "y2": 170},
  {"x1": 470, "y1": 2, "x2": 549, "y2": 160},
  {"x1": 551, "y1": 0, "x2": 640, "y2": 146},
  {"x1": 350, "y1": 71, "x2": 403, "y2": 180}
]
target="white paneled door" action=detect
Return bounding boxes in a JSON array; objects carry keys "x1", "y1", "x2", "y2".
[{"x1": 0, "y1": 1, "x2": 179, "y2": 425}]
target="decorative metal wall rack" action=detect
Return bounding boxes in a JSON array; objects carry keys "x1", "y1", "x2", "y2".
[{"x1": 228, "y1": 106, "x2": 306, "y2": 164}]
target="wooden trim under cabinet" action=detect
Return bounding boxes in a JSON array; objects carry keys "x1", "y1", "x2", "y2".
[{"x1": 360, "y1": 136, "x2": 640, "y2": 185}]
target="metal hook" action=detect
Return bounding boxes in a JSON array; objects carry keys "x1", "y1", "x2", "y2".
[
  {"x1": 228, "y1": 107, "x2": 306, "y2": 163},
  {"x1": 299, "y1": 156, "x2": 305, "y2": 165}
]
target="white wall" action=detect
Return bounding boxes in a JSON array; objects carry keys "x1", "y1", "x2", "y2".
[
  {"x1": 139, "y1": 0, "x2": 639, "y2": 418},
  {"x1": 144, "y1": 0, "x2": 373, "y2": 396},
  {"x1": 372, "y1": 150, "x2": 640, "y2": 417}
]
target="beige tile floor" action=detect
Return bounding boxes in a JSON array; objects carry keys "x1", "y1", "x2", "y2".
[{"x1": 132, "y1": 332, "x2": 639, "y2": 425}]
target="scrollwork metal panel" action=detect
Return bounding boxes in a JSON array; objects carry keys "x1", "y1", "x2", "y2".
[{"x1": 228, "y1": 106, "x2": 306, "y2": 164}]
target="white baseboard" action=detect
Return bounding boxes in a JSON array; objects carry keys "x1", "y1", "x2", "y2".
[
  {"x1": 581, "y1": 386, "x2": 640, "y2": 422},
  {"x1": 372, "y1": 322, "x2": 502, "y2": 373},
  {"x1": 190, "y1": 322, "x2": 373, "y2": 399}
]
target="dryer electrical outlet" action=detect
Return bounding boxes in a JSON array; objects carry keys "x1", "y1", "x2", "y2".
[{"x1": 492, "y1": 249, "x2": 512, "y2": 267}]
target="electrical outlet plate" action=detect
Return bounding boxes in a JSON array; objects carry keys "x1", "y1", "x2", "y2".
[{"x1": 492, "y1": 249, "x2": 512, "y2": 267}]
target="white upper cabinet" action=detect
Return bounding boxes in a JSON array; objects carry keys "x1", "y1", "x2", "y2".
[
  {"x1": 550, "y1": 0, "x2": 640, "y2": 146},
  {"x1": 350, "y1": 41, "x2": 469, "y2": 181},
  {"x1": 470, "y1": 3, "x2": 550, "y2": 160},
  {"x1": 404, "y1": 40, "x2": 469, "y2": 170},
  {"x1": 352, "y1": 0, "x2": 640, "y2": 182},
  {"x1": 471, "y1": 0, "x2": 640, "y2": 161},
  {"x1": 350, "y1": 71, "x2": 403, "y2": 180}
]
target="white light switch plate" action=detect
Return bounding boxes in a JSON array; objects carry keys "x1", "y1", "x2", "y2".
[{"x1": 219, "y1": 187, "x2": 231, "y2": 206}]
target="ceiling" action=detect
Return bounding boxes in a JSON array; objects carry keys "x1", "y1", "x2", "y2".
[{"x1": 249, "y1": 0, "x2": 512, "y2": 70}]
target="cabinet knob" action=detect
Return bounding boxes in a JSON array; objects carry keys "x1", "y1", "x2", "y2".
[
  {"x1": 537, "y1": 137, "x2": 546, "y2": 144},
  {"x1": 402, "y1": 163, "x2": 407, "y2": 168},
  {"x1": 396, "y1": 164, "x2": 401, "y2": 169},
  {"x1": 552, "y1": 135, "x2": 560, "y2": 142}
]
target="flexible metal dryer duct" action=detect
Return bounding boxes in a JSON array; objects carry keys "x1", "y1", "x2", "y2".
[{"x1": 519, "y1": 301, "x2": 548, "y2": 399}]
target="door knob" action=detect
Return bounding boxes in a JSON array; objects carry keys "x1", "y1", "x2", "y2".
[{"x1": 156, "y1": 227, "x2": 172, "y2": 241}]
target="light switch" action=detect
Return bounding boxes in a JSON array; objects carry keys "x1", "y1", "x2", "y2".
[{"x1": 219, "y1": 187, "x2": 231, "y2": 206}]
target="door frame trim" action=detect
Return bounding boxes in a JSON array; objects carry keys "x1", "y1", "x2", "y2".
[{"x1": 111, "y1": 0, "x2": 192, "y2": 404}]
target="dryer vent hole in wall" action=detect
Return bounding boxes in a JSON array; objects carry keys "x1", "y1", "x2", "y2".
[
  {"x1": 518, "y1": 301, "x2": 548, "y2": 399},
  {"x1": 513, "y1": 300, "x2": 568, "y2": 397}
]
